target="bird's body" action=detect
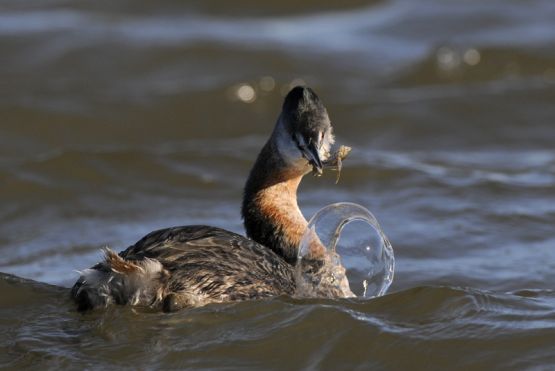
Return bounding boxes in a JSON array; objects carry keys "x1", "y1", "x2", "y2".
[
  {"x1": 71, "y1": 86, "x2": 348, "y2": 311},
  {"x1": 72, "y1": 226, "x2": 296, "y2": 311}
]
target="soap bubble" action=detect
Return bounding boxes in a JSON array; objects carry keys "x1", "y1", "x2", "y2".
[{"x1": 296, "y1": 202, "x2": 394, "y2": 299}]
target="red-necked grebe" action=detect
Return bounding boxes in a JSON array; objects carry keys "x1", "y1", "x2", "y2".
[{"x1": 71, "y1": 86, "x2": 344, "y2": 312}]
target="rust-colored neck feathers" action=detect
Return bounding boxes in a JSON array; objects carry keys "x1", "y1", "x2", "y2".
[{"x1": 242, "y1": 139, "x2": 309, "y2": 264}]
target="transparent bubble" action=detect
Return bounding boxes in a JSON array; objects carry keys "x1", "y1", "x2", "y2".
[{"x1": 296, "y1": 203, "x2": 395, "y2": 299}]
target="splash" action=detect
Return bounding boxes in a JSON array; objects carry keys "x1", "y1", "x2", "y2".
[{"x1": 296, "y1": 203, "x2": 395, "y2": 299}]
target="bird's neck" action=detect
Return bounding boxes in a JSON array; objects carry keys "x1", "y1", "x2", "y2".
[{"x1": 242, "y1": 138, "x2": 309, "y2": 264}]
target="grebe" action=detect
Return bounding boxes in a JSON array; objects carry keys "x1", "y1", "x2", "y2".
[{"x1": 71, "y1": 86, "x2": 346, "y2": 312}]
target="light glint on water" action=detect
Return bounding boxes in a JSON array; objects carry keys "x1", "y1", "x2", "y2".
[
  {"x1": 235, "y1": 83, "x2": 256, "y2": 103},
  {"x1": 296, "y1": 203, "x2": 395, "y2": 299}
]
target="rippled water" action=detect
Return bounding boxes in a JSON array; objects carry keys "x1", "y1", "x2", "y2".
[{"x1": 1, "y1": 0, "x2": 555, "y2": 369}]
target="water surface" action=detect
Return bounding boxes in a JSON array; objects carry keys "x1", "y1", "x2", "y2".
[{"x1": 1, "y1": 0, "x2": 555, "y2": 369}]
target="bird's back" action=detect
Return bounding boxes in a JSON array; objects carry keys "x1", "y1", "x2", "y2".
[{"x1": 72, "y1": 226, "x2": 296, "y2": 311}]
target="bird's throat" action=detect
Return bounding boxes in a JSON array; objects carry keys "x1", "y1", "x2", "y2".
[{"x1": 242, "y1": 142, "x2": 309, "y2": 264}]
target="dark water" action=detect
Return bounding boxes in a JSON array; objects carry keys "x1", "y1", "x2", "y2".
[{"x1": 1, "y1": 0, "x2": 555, "y2": 369}]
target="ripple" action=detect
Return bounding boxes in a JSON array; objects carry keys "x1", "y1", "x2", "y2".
[
  {"x1": 1, "y1": 0, "x2": 555, "y2": 368},
  {"x1": 3, "y1": 276, "x2": 554, "y2": 369},
  {"x1": 352, "y1": 149, "x2": 555, "y2": 188}
]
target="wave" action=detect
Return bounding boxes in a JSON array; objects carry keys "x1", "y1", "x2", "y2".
[
  {"x1": 1, "y1": 0, "x2": 554, "y2": 73},
  {"x1": 2, "y1": 272, "x2": 554, "y2": 369},
  {"x1": 340, "y1": 148, "x2": 555, "y2": 189}
]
